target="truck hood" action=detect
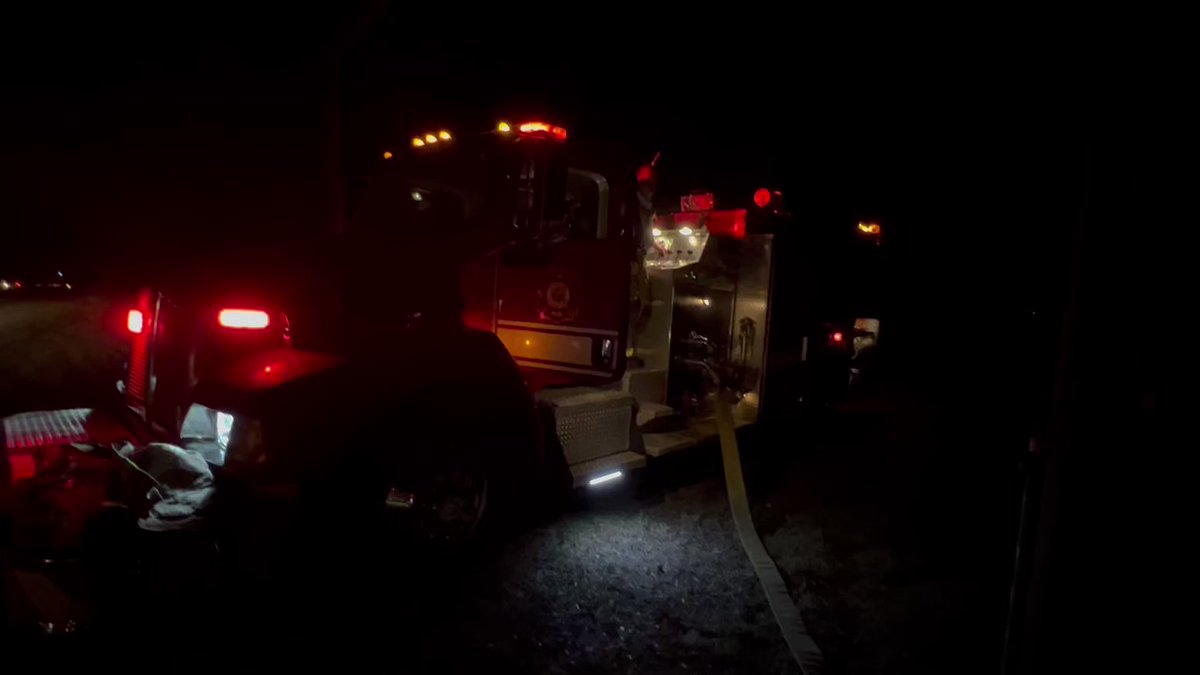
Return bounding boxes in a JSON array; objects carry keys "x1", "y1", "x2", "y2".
[{"x1": 151, "y1": 227, "x2": 493, "y2": 353}]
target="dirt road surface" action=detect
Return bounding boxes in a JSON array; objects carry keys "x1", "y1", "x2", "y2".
[{"x1": 0, "y1": 295, "x2": 126, "y2": 417}]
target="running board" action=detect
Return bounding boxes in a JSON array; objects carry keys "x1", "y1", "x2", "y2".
[
  {"x1": 641, "y1": 415, "x2": 754, "y2": 458},
  {"x1": 569, "y1": 451, "x2": 647, "y2": 487}
]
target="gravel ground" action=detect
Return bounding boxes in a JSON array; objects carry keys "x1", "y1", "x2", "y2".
[
  {"x1": 464, "y1": 479, "x2": 799, "y2": 674},
  {"x1": 748, "y1": 396, "x2": 1022, "y2": 674},
  {"x1": 3, "y1": 295, "x2": 1018, "y2": 673}
]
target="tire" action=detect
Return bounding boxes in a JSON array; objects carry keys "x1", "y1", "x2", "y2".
[{"x1": 385, "y1": 449, "x2": 496, "y2": 547}]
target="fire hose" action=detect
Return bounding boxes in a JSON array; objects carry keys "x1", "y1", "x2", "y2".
[{"x1": 715, "y1": 395, "x2": 825, "y2": 674}]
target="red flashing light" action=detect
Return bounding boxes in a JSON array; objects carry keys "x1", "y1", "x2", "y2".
[
  {"x1": 832, "y1": 331, "x2": 844, "y2": 343},
  {"x1": 636, "y1": 165, "x2": 655, "y2": 183},
  {"x1": 518, "y1": 121, "x2": 568, "y2": 142},
  {"x1": 753, "y1": 188, "x2": 772, "y2": 208},
  {"x1": 681, "y1": 193, "x2": 715, "y2": 212},
  {"x1": 218, "y1": 308, "x2": 270, "y2": 330},
  {"x1": 704, "y1": 209, "x2": 747, "y2": 239},
  {"x1": 127, "y1": 309, "x2": 145, "y2": 334}
]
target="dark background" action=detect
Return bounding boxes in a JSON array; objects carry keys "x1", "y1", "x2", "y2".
[
  {"x1": 0, "y1": 7, "x2": 1180, "y2": 672},
  {"x1": 2, "y1": 11, "x2": 1086, "y2": 268},
  {"x1": 1, "y1": 8, "x2": 1097, "y2": 409}
]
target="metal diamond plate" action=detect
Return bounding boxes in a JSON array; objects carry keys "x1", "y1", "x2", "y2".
[
  {"x1": 538, "y1": 388, "x2": 635, "y2": 466},
  {"x1": 3, "y1": 408, "x2": 132, "y2": 451}
]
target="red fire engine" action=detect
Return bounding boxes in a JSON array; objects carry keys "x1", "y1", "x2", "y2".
[{"x1": 2, "y1": 116, "x2": 790, "y2": 543}]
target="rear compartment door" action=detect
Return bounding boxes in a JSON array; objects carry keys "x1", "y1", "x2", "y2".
[{"x1": 492, "y1": 238, "x2": 631, "y2": 385}]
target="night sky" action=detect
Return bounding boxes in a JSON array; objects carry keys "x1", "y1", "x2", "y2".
[{"x1": 2, "y1": 7, "x2": 1096, "y2": 385}]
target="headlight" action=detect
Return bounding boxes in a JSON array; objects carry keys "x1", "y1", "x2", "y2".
[{"x1": 0, "y1": 279, "x2": 10, "y2": 291}]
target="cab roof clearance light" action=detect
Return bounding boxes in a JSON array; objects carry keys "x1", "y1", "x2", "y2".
[
  {"x1": 412, "y1": 129, "x2": 454, "y2": 149},
  {"x1": 517, "y1": 121, "x2": 568, "y2": 142}
]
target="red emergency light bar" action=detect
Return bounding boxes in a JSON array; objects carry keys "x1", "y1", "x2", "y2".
[
  {"x1": 518, "y1": 121, "x2": 567, "y2": 142},
  {"x1": 217, "y1": 308, "x2": 271, "y2": 330},
  {"x1": 699, "y1": 209, "x2": 747, "y2": 239},
  {"x1": 753, "y1": 188, "x2": 772, "y2": 208},
  {"x1": 681, "y1": 193, "x2": 715, "y2": 212}
]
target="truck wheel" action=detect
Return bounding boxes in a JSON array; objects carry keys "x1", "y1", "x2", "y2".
[
  {"x1": 393, "y1": 468, "x2": 488, "y2": 543},
  {"x1": 384, "y1": 452, "x2": 502, "y2": 548}
]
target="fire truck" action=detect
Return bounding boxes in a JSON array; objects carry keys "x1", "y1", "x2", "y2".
[{"x1": 1, "y1": 117, "x2": 797, "y2": 548}]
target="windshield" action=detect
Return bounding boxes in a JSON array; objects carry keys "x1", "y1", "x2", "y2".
[
  {"x1": 353, "y1": 176, "x2": 471, "y2": 236},
  {"x1": 349, "y1": 137, "x2": 523, "y2": 252}
]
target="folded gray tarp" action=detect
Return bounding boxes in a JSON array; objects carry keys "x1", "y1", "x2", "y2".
[{"x1": 115, "y1": 442, "x2": 215, "y2": 532}]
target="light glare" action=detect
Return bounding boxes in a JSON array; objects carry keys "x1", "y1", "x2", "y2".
[
  {"x1": 588, "y1": 471, "x2": 624, "y2": 486},
  {"x1": 218, "y1": 309, "x2": 270, "y2": 329}
]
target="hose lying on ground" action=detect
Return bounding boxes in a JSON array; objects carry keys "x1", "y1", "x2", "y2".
[{"x1": 715, "y1": 396, "x2": 824, "y2": 675}]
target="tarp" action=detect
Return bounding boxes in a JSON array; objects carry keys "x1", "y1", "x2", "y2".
[{"x1": 115, "y1": 442, "x2": 215, "y2": 532}]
